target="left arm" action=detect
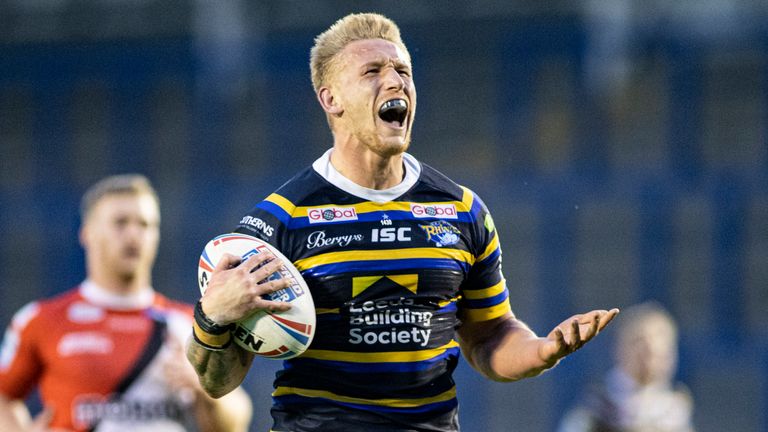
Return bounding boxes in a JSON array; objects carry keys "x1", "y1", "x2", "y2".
[
  {"x1": 164, "y1": 334, "x2": 253, "y2": 431},
  {"x1": 458, "y1": 309, "x2": 619, "y2": 382}
]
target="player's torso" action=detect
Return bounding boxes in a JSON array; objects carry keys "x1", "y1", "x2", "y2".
[
  {"x1": 237, "y1": 165, "x2": 484, "y2": 431},
  {"x1": 34, "y1": 293, "x2": 195, "y2": 431}
]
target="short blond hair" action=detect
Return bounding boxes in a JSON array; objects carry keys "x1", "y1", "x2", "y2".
[
  {"x1": 80, "y1": 174, "x2": 159, "y2": 221},
  {"x1": 616, "y1": 301, "x2": 678, "y2": 344},
  {"x1": 310, "y1": 12, "x2": 410, "y2": 91}
]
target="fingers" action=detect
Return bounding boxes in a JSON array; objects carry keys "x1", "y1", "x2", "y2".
[
  {"x1": 596, "y1": 308, "x2": 620, "y2": 331},
  {"x1": 553, "y1": 308, "x2": 620, "y2": 349},
  {"x1": 540, "y1": 326, "x2": 569, "y2": 363},
  {"x1": 215, "y1": 252, "x2": 243, "y2": 270},
  {"x1": 245, "y1": 255, "x2": 283, "y2": 284},
  {"x1": 570, "y1": 318, "x2": 583, "y2": 349},
  {"x1": 223, "y1": 251, "x2": 287, "y2": 289},
  {"x1": 205, "y1": 252, "x2": 294, "y2": 321}
]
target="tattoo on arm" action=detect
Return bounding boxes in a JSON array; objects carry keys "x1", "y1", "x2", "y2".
[{"x1": 186, "y1": 337, "x2": 254, "y2": 398}]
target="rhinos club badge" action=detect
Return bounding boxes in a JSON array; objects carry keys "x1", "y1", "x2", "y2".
[{"x1": 419, "y1": 220, "x2": 461, "y2": 247}]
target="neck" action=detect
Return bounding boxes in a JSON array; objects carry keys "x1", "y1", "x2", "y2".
[
  {"x1": 329, "y1": 141, "x2": 405, "y2": 190},
  {"x1": 87, "y1": 267, "x2": 149, "y2": 296}
]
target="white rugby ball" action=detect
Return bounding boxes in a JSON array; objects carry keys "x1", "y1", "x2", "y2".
[{"x1": 197, "y1": 233, "x2": 315, "y2": 359}]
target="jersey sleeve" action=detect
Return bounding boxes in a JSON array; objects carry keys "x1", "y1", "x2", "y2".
[
  {"x1": 0, "y1": 302, "x2": 44, "y2": 399},
  {"x1": 233, "y1": 192, "x2": 292, "y2": 256},
  {"x1": 458, "y1": 188, "x2": 511, "y2": 323}
]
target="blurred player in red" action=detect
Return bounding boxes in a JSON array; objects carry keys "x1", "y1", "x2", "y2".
[
  {"x1": 557, "y1": 302, "x2": 695, "y2": 432},
  {"x1": 0, "y1": 174, "x2": 252, "y2": 431}
]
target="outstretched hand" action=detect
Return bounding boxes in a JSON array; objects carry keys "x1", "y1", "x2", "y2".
[{"x1": 538, "y1": 308, "x2": 620, "y2": 367}]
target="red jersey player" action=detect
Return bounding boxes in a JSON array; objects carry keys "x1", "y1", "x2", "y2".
[{"x1": 0, "y1": 174, "x2": 252, "y2": 432}]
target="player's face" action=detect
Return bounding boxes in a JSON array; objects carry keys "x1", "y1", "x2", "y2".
[
  {"x1": 82, "y1": 193, "x2": 160, "y2": 284},
  {"x1": 329, "y1": 38, "x2": 416, "y2": 157},
  {"x1": 618, "y1": 317, "x2": 678, "y2": 385}
]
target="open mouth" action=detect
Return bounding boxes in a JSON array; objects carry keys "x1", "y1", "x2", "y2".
[{"x1": 378, "y1": 99, "x2": 408, "y2": 127}]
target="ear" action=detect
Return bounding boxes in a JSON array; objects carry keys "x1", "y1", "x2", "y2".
[
  {"x1": 79, "y1": 224, "x2": 89, "y2": 249},
  {"x1": 317, "y1": 87, "x2": 343, "y2": 115}
]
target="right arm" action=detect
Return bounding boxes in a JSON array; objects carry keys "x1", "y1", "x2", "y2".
[
  {"x1": 186, "y1": 337, "x2": 255, "y2": 398},
  {"x1": 185, "y1": 252, "x2": 291, "y2": 397},
  {"x1": 0, "y1": 302, "x2": 55, "y2": 432}
]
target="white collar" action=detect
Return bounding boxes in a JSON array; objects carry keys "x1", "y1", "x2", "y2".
[
  {"x1": 80, "y1": 280, "x2": 156, "y2": 310},
  {"x1": 312, "y1": 148, "x2": 421, "y2": 203}
]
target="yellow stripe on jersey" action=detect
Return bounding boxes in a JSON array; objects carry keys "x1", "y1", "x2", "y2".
[
  {"x1": 461, "y1": 301, "x2": 511, "y2": 322},
  {"x1": 301, "y1": 340, "x2": 460, "y2": 363},
  {"x1": 462, "y1": 279, "x2": 506, "y2": 300},
  {"x1": 438, "y1": 297, "x2": 459, "y2": 308},
  {"x1": 459, "y1": 186, "x2": 475, "y2": 211},
  {"x1": 265, "y1": 193, "x2": 296, "y2": 215},
  {"x1": 272, "y1": 386, "x2": 457, "y2": 408},
  {"x1": 293, "y1": 248, "x2": 475, "y2": 271},
  {"x1": 476, "y1": 231, "x2": 500, "y2": 262}
]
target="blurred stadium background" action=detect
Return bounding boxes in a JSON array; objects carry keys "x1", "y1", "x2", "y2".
[{"x1": 1, "y1": 1, "x2": 766, "y2": 431}]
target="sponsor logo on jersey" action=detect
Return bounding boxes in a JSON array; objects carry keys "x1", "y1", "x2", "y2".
[
  {"x1": 348, "y1": 297, "x2": 433, "y2": 347},
  {"x1": 107, "y1": 316, "x2": 151, "y2": 332},
  {"x1": 346, "y1": 276, "x2": 433, "y2": 348},
  {"x1": 57, "y1": 332, "x2": 114, "y2": 356},
  {"x1": 307, "y1": 206, "x2": 358, "y2": 224},
  {"x1": 371, "y1": 227, "x2": 412, "y2": 243},
  {"x1": 239, "y1": 215, "x2": 274, "y2": 237},
  {"x1": 410, "y1": 203, "x2": 458, "y2": 219},
  {"x1": 67, "y1": 302, "x2": 105, "y2": 323},
  {"x1": 73, "y1": 394, "x2": 185, "y2": 429},
  {"x1": 420, "y1": 220, "x2": 461, "y2": 247},
  {"x1": 306, "y1": 230, "x2": 363, "y2": 249},
  {"x1": 484, "y1": 213, "x2": 496, "y2": 233}
]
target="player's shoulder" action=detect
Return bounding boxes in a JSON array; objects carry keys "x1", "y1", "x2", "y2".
[
  {"x1": 271, "y1": 166, "x2": 328, "y2": 205},
  {"x1": 415, "y1": 162, "x2": 489, "y2": 213},
  {"x1": 31, "y1": 287, "x2": 83, "y2": 316},
  {"x1": 150, "y1": 293, "x2": 194, "y2": 339},
  {"x1": 416, "y1": 162, "x2": 464, "y2": 198},
  {"x1": 7, "y1": 287, "x2": 81, "y2": 331},
  {"x1": 245, "y1": 165, "x2": 329, "y2": 216},
  {"x1": 151, "y1": 292, "x2": 193, "y2": 316}
]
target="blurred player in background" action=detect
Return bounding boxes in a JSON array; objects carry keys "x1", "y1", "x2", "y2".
[
  {"x1": 557, "y1": 301, "x2": 695, "y2": 432},
  {"x1": 0, "y1": 174, "x2": 252, "y2": 432},
  {"x1": 186, "y1": 13, "x2": 619, "y2": 432}
]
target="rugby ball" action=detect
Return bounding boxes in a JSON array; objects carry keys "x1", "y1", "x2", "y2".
[{"x1": 197, "y1": 233, "x2": 315, "y2": 359}]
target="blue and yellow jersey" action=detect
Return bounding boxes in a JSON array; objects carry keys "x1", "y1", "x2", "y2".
[{"x1": 234, "y1": 152, "x2": 510, "y2": 432}]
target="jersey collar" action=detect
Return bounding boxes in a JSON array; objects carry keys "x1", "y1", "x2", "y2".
[
  {"x1": 79, "y1": 280, "x2": 156, "y2": 310},
  {"x1": 312, "y1": 148, "x2": 421, "y2": 203}
]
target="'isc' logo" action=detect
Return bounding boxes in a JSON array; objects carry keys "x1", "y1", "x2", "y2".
[{"x1": 371, "y1": 227, "x2": 412, "y2": 242}]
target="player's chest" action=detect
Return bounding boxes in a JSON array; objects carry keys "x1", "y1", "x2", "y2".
[
  {"x1": 292, "y1": 213, "x2": 471, "y2": 257},
  {"x1": 42, "y1": 306, "x2": 155, "y2": 385}
]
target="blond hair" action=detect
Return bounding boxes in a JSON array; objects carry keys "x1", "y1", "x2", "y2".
[
  {"x1": 310, "y1": 12, "x2": 410, "y2": 91},
  {"x1": 80, "y1": 174, "x2": 159, "y2": 221},
  {"x1": 616, "y1": 301, "x2": 678, "y2": 344}
]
